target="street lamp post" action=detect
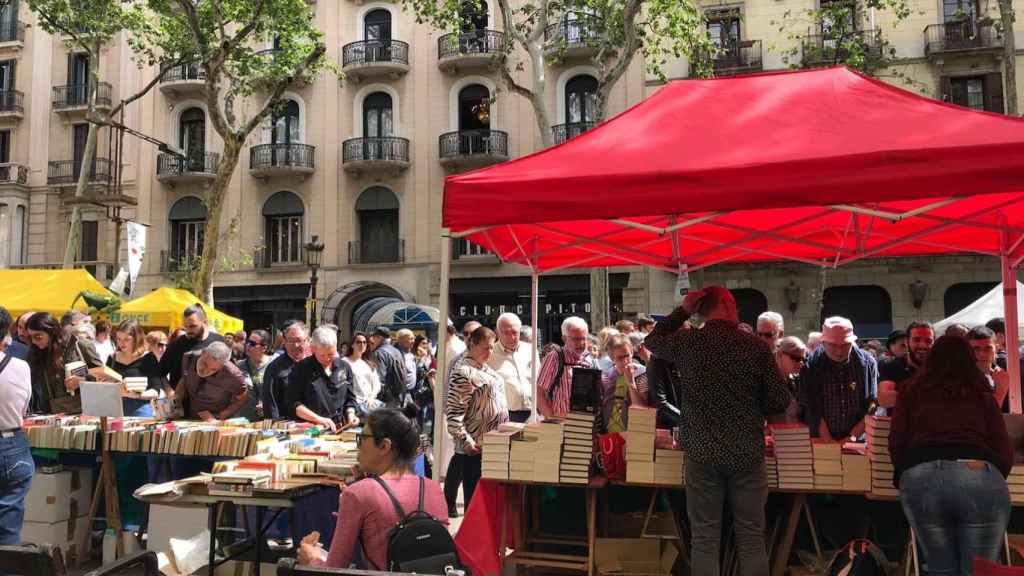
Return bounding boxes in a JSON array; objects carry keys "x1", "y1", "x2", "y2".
[{"x1": 304, "y1": 235, "x2": 325, "y2": 327}]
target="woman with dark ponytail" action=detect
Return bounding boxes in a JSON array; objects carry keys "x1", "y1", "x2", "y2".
[{"x1": 298, "y1": 404, "x2": 448, "y2": 570}]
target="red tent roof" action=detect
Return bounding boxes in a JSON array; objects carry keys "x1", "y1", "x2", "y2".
[{"x1": 443, "y1": 67, "x2": 1024, "y2": 273}]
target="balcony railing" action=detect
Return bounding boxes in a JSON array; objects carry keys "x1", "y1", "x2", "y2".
[
  {"x1": 255, "y1": 48, "x2": 280, "y2": 60},
  {"x1": 161, "y1": 63, "x2": 206, "y2": 83},
  {"x1": 0, "y1": 90, "x2": 23, "y2": 114},
  {"x1": 0, "y1": 20, "x2": 24, "y2": 43},
  {"x1": 342, "y1": 39, "x2": 410, "y2": 67},
  {"x1": 802, "y1": 30, "x2": 883, "y2": 66},
  {"x1": 712, "y1": 40, "x2": 764, "y2": 75},
  {"x1": 0, "y1": 163, "x2": 27, "y2": 185},
  {"x1": 439, "y1": 129, "x2": 509, "y2": 159},
  {"x1": 544, "y1": 14, "x2": 604, "y2": 47},
  {"x1": 552, "y1": 122, "x2": 595, "y2": 145},
  {"x1": 924, "y1": 20, "x2": 1002, "y2": 56},
  {"x1": 342, "y1": 137, "x2": 410, "y2": 163},
  {"x1": 47, "y1": 158, "x2": 113, "y2": 185},
  {"x1": 250, "y1": 143, "x2": 315, "y2": 171},
  {"x1": 157, "y1": 151, "x2": 219, "y2": 178},
  {"x1": 52, "y1": 82, "x2": 113, "y2": 109},
  {"x1": 160, "y1": 250, "x2": 201, "y2": 273},
  {"x1": 438, "y1": 30, "x2": 505, "y2": 60},
  {"x1": 348, "y1": 239, "x2": 405, "y2": 265}
]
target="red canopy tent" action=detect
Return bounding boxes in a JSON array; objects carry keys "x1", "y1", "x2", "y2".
[{"x1": 433, "y1": 66, "x2": 1024, "y2": 469}]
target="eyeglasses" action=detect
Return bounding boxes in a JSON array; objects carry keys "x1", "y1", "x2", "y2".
[
  {"x1": 354, "y1": 339, "x2": 367, "y2": 345},
  {"x1": 246, "y1": 340, "x2": 264, "y2": 347},
  {"x1": 785, "y1": 352, "x2": 807, "y2": 364},
  {"x1": 757, "y1": 332, "x2": 776, "y2": 339},
  {"x1": 156, "y1": 342, "x2": 167, "y2": 348}
]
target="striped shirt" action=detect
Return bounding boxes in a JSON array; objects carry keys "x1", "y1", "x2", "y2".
[
  {"x1": 446, "y1": 355, "x2": 509, "y2": 454},
  {"x1": 537, "y1": 346, "x2": 596, "y2": 418}
]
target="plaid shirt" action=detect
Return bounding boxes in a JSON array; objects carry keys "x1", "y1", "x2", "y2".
[{"x1": 821, "y1": 358, "x2": 862, "y2": 438}]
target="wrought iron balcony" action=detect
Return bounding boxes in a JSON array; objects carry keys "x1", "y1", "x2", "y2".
[
  {"x1": 552, "y1": 122, "x2": 595, "y2": 145},
  {"x1": 341, "y1": 40, "x2": 410, "y2": 82},
  {"x1": 159, "y1": 63, "x2": 206, "y2": 96},
  {"x1": 342, "y1": 137, "x2": 411, "y2": 176},
  {"x1": 924, "y1": 20, "x2": 1002, "y2": 58},
  {"x1": 52, "y1": 82, "x2": 113, "y2": 112},
  {"x1": 439, "y1": 129, "x2": 509, "y2": 169},
  {"x1": 544, "y1": 14, "x2": 604, "y2": 58},
  {"x1": 348, "y1": 239, "x2": 405, "y2": 265},
  {"x1": 712, "y1": 40, "x2": 764, "y2": 76},
  {"x1": 47, "y1": 158, "x2": 113, "y2": 186},
  {"x1": 437, "y1": 30, "x2": 505, "y2": 72},
  {"x1": 250, "y1": 143, "x2": 315, "y2": 178},
  {"x1": 801, "y1": 30, "x2": 883, "y2": 67},
  {"x1": 0, "y1": 163, "x2": 28, "y2": 186},
  {"x1": 156, "y1": 151, "x2": 219, "y2": 185},
  {"x1": 0, "y1": 90, "x2": 23, "y2": 117},
  {"x1": 0, "y1": 20, "x2": 25, "y2": 44}
]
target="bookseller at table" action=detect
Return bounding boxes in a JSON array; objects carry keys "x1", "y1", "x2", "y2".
[
  {"x1": 286, "y1": 325, "x2": 359, "y2": 432},
  {"x1": 172, "y1": 341, "x2": 249, "y2": 422}
]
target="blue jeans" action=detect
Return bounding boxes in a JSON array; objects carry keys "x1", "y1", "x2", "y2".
[
  {"x1": 0, "y1": 431, "x2": 34, "y2": 545},
  {"x1": 900, "y1": 460, "x2": 1010, "y2": 576}
]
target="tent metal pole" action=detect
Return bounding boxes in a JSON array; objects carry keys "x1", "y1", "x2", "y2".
[
  {"x1": 1001, "y1": 219, "x2": 1022, "y2": 414},
  {"x1": 434, "y1": 228, "x2": 452, "y2": 481},
  {"x1": 531, "y1": 270, "x2": 540, "y2": 423}
]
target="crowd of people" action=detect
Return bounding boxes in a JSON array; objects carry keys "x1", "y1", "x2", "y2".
[{"x1": 0, "y1": 290, "x2": 1017, "y2": 575}]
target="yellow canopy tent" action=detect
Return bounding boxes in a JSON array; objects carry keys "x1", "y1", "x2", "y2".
[
  {"x1": 110, "y1": 287, "x2": 243, "y2": 334},
  {"x1": 0, "y1": 269, "x2": 115, "y2": 318}
]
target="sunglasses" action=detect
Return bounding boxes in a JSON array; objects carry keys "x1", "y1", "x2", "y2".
[{"x1": 246, "y1": 340, "x2": 264, "y2": 347}]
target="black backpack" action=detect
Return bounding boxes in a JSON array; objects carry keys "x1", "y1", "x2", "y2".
[
  {"x1": 364, "y1": 475, "x2": 467, "y2": 574},
  {"x1": 824, "y1": 539, "x2": 889, "y2": 576}
]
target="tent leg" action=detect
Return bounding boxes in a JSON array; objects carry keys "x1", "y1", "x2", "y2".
[
  {"x1": 531, "y1": 271, "x2": 539, "y2": 423},
  {"x1": 434, "y1": 229, "x2": 452, "y2": 481},
  {"x1": 1002, "y1": 220, "x2": 1021, "y2": 414}
]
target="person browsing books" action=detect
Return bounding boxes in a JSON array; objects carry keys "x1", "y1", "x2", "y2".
[
  {"x1": 286, "y1": 325, "x2": 358, "y2": 432},
  {"x1": 173, "y1": 341, "x2": 248, "y2": 422},
  {"x1": 26, "y1": 312, "x2": 103, "y2": 414},
  {"x1": 156, "y1": 304, "x2": 225, "y2": 392}
]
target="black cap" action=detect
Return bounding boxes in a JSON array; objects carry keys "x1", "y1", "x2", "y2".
[
  {"x1": 373, "y1": 326, "x2": 392, "y2": 339},
  {"x1": 886, "y1": 329, "x2": 907, "y2": 347}
]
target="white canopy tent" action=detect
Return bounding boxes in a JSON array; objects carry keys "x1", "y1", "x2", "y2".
[{"x1": 934, "y1": 281, "x2": 1024, "y2": 338}]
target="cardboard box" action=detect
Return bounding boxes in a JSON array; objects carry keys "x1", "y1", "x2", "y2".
[
  {"x1": 595, "y1": 538, "x2": 677, "y2": 575},
  {"x1": 25, "y1": 468, "x2": 94, "y2": 523},
  {"x1": 21, "y1": 516, "x2": 91, "y2": 564}
]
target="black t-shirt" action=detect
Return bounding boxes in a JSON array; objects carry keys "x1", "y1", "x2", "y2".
[
  {"x1": 879, "y1": 356, "x2": 916, "y2": 391},
  {"x1": 285, "y1": 355, "x2": 356, "y2": 421},
  {"x1": 157, "y1": 331, "x2": 225, "y2": 388},
  {"x1": 108, "y1": 352, "x2": 161, "y2": 391}
]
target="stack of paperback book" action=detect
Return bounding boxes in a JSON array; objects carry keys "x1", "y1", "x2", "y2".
[
  {"x1": 769, "y1": 424, "x2": 814, "y2": 490},
  {"x1": 509, "y1": 436, "x2": 537, "y2": 482},
  {"x1": 626, "y1": 406, "x2": 657, "y2": 484},
  {"x1": 866, "y1": 416, "x2": 897, "y2": 497},
  {"x1": 654, "y1": 449, "x2": 684, "y2": 486},
  {"x1": 813, "y1": 441, "x2": 843, "y2": 489},
  {"x1": 765, "y1": 437, "x2": 778, "y2": 489},
  {"x1": 560, "y1": 411, "x2": 595, "y2": 484},
  {"x1": 529, "y1": 421, "x2": 564, "y2": 483},
  {"x1": 482, "y1": 430, "x2": 518, "y2": 480}
]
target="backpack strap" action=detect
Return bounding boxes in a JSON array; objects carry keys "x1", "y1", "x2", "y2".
[
  {"x1": 416, "y1": 476, "x2": 425, "y2": 513},
  {"x1": 546, "y1": 349, "x2": 568, "y2": 402},
  {"x1": 370, "y1": 473, "x2": 405, "y2": 518},
  {"x1": 0, "y1": 353, "x2": 12, "y2": 378}
]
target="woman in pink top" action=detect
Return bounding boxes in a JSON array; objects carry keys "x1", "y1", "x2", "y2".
[{"x1": 298, "y1": 404, "x2": 448, "y2": 570}]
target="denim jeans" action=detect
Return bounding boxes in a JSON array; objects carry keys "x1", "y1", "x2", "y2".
[
  {"x1": 900, "y1": 460, "x2": 1010, "y2": 576},
  {"x1": 685, "y1": 457, "x2": 769, "y2": 576},
  {"x1": 0, "y1": 431, "x2": 34, "y2": 545}
]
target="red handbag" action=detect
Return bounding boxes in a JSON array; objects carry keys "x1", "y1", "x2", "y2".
[{"x1": 598, "y1": 432, "x2": 626, "y2": 479}]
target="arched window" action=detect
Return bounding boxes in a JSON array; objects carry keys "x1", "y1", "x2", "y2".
[
  {"x1": 168, "y1": 196, "x2": 207, "y2": 268},
  {"x1": 944, "y1": 281, "x2": 999, "y2": 317},
  {"x1": 364, "y1": 92, "x2": 393, "y2": 138},
  {"x1": 354, "y1": 186, "x2": 400, "y2": 264},
  {"x1": 731, "y1": 288, "x2": 768, "y2": 328},
  {"x1": 263, "y1": 191, "x2": 304, "y2": 265},
  {"x1": 179, "y1": 107, "x2": 206, "y2": 167},
  {"x1": 272, "y1": 100, "x2": 301, "y2": 145},
  {"x1": 365, "y1": 9, "x2": 392, "y2": 41},
  {"x1": 821, "y1": 285, "x2": 893, "y2": 339},
  {"x1": 458, "y1": 84, "x2": 490, "y2": 131},
  {"x1": 565, "y1": 74, "x2": 597, "y2": 125}
]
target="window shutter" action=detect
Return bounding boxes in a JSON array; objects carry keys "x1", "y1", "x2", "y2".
[
  {"x1": 939, "y1": 75, "x2": 952, "y2": 102},
  {"x1": 9, "y1": 60, "x2": 16, "y2": 91},
  {"x1": 67, "y1": 53, "x2": 74, "y2": 84},
  {"x1": 984, "y1": 72, "x2": 1005, "y2": 113}
]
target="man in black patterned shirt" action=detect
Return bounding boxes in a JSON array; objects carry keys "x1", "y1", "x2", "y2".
[{"x1": 645, "y1": 286, "x2": 791, "y2": 576}]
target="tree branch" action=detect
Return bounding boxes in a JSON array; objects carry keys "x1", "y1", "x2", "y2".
[
  {"x1": 499, "y1": 58, "x2": 535, "y2": 100},
  {"x1": 240, "y1": 42, "x2": 326, "y2": 137},
  {"x1": 210, "y1": 0, "x2": 229, "y2": 45},
  {"x1": 104, "y1": 56, "x2": 186, "y2": 119},
  {"x1": 496, "y1": 0, "x2": 525, "y2": 44},
  {"x1": 225, "y1": 0, "x2": 270, "y2": 54},
  {"x1": 526, "y1": 0, "x2": 549, "y2": 44},
  {"x1": 32, "y1": 6, "x2": 91, "y2": 58},
  {"x1": 600, "y1": 0, "x2": 641, "y2": 89}
]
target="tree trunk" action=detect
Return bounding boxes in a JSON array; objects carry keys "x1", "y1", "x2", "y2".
[
  {"x1": 526, "y1": 41, "x2": 554, "y2": 148},
  {"x1": 999, "y1": 0, "x2": 1018, "y2": 115},
  {"x1": 61, "y1": 77, "x2": 101, "y2": 268},
  {"x1": 192, "y1": 138, "x2": 242, "y2": 305},
  {"x1": 595, "y1": 83, "x2": 613, "y2": 123}
]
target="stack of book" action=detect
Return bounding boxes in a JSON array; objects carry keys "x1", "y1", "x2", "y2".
[
  {"x1": 770, "y1": 424, "x2": 814, "y2": 490},
  {"x1": 813, "y1": 442, "x2": 843, "y2": 490},
  {"x1": 654, "y1": 449, "x2": 684, "y2": 486},
  {"x1": 561, "y1": 411, "x2": 595, "y2": 485},
  {"x1": 765, "y1": 437, "x2": 779, "y2": 489},
  {"x1": 509, "y1": 437, "x2": 537, "y2": 481},
  {"x1": 626, "y1": 406, "x2": 657, "y2": 484},
  {"x1": 528, "y1": 421, "x2": 564, "y2": 483},
  {"x1": 123, "y1": 377, "x2": 148, "y2": 395},
  {"x1": 25, "y1": 416, "x2": 99, "y2": 451},
  {"x1": 866, "y1": 416, "x2": 897, "y2": 497},
  {"x1": 841, "y1": 443, "x2": 871, "y2": 492},
  {"x1": 481, "y1": 430, "x2": 517, "y2": 480},
  {"x1": 1009, "y1": 467, "x2": 1024, "y2": 505},
  {"x1": 208, "y1": 469, "x2": 271, "y2": 497}
]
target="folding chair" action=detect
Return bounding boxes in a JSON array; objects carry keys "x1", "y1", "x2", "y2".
[{"x1": 0, "y1": 543, "x2": 66, "y2": 576}]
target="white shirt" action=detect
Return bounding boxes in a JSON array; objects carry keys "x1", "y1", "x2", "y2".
[
  {"x1": 343, "y1": 356, "x2": 382, "y2": 403},
  {"x1": 487, "y1": 340, "x2": 539, "y2": 412},
  {"x1": 0, "y1": 352, "x2": 31, "y2": 429},
  {"x1": 94, "y1": 338, "x2": 115, "y2": 365},
  {"x1": 445, "y1": 338, "x2": 467, "y2": 377}
]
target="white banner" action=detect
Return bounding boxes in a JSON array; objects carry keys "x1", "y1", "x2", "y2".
[
  {"x1": 109, "y1": 267, "x2": 128, "y2": 297},
  {"x1": 126, "y1": 221, "x2": 146, "y2": 296}
]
